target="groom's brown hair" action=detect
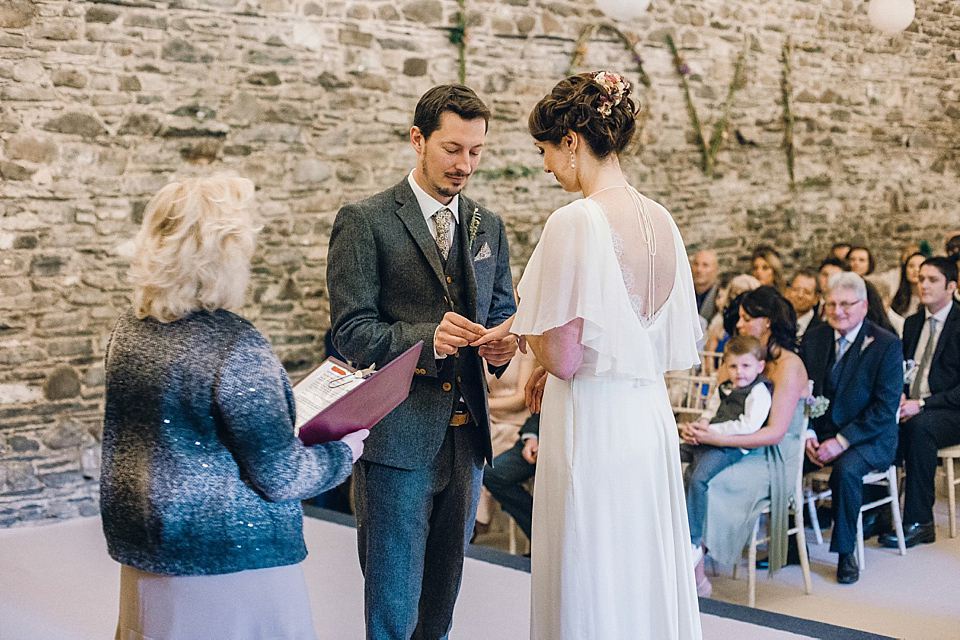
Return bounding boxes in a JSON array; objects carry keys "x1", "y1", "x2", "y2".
[{"x1": 413, "y1": 85, "x2": 491, "y2": 141}]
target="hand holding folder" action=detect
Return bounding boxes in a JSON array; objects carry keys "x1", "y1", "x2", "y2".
[{"x1": 294, "y1": 341, "x2": 423, "y2": 446}]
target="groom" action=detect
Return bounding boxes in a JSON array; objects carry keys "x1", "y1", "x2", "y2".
[{"x1": 327, "y1": 85, "x2": 517, "y2": 639}]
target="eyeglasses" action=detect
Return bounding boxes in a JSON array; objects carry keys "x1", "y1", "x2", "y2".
[{"x1": 823, "y1": 300, "x2": 864, "y2": 312}]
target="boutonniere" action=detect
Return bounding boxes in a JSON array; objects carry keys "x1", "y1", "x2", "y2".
[
  {"x1": 468, "y1": 207, "x2": 481, "y2": 249},
  {"x1": 860, "y1": 336, "x2": 874, "y2": 353}
]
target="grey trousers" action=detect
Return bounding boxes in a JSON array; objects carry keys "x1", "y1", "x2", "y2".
[{"x1": 354, "y1": 425, "x2": 483, "y2": 640}]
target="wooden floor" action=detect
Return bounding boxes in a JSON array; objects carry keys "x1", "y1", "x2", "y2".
[{"x1": 0, "y1": 512, "x2": 907, "y2": 640}]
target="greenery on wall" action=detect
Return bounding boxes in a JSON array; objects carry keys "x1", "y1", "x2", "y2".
[
  {"x1": 665, "y1": 34, "x2": 748, "y2": 177},
  {"x1": 448, "y1": 0, "x2": 467, "y2": 84},
  {"x1": 781, "y1": 36, "x2": 796, "y2": 190}
]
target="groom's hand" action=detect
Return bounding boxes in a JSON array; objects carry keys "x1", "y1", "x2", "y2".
[{"x1": 435, "y1": 312, "x2": 487, "y2": 357}]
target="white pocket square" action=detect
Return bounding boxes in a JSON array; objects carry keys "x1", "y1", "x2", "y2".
[{"x1": 474, "y1": 242, "x2": 492, "y2": 261}]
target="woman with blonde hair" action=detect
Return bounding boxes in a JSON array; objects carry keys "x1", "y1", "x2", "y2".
[
  {"x1": 101, "y1": 175, "x2": 367, "y2": 639},
  {"x1": 750, "y1": 246, "x2": 786, "y2": 292}
]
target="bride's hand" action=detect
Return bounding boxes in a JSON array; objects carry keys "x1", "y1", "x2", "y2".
[
  {"x1": 524, "y1": 366, "x2": 548, "y2": 413},
  {"x1": 470, "y1": 315, "x2": 515, "y2": 347}
]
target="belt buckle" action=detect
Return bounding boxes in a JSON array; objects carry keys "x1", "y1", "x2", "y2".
[{"x1": 450, "y1": 411, "x2": 470, "y2": 426}]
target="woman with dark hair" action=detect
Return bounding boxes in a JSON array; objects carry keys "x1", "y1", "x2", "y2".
[
  {"x1": 892, "y1": 251, "x2": 926, "y2": 316},
  {"x1": 485, "y1": 71, "x2": 703, "y2": 638},
  {"x1": 864, "y1": 278, "x2": 896, "y2": 334},
  {"x1": 847, "y1": 245, "x2": 875, "y2": 277},
  {"x1": 685, "y1": 286, "x2": 810, "y2": 591}
]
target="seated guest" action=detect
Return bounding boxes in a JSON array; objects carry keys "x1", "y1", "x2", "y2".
[
  {"x1": 704, "y1": 273, "x2": 761, "y2": 360},
  {"x1": 817, "y1": 256, "x2": 850, "y2": 317},
  {"x1": 800, "y1": 272, "x2": 902, "y2": 585},
  {"x1": 691, "y1": 249, "x2": 720, "y2": 322},
  {"x1": 750, "y1": 246, "x2": 786, "y2": 292},
  {"x1": 687, "y1": 287, "x2": 809, "y2": 589},
  {"x1": 865, "y1": 279, "x2": 897, "y2": 335},
  {"x1": 880, "y1": 257, "x2": 960, "y2": 549},
  {"x1": 847, "y1": 245, "x2": 875, "y2": 277},
  {"x1": 876, "y1": 243, "x2": 921, "y2": 297},
  {"x1": 101, "y1": 176, "x2": 367, "y2": 639},
  {"x1": 786, "y1": 267, "x2": 823, "y2": 343},
  {"x1": 866, "y1": 276, "x2": 904, "y2": 336},
  {"x1": 482, "y1": 413, "x2": 540, "y2": 543},
  {"x1": 892, "y1": 251, "x2": 926, "y2": 318},
  {"x1": 681, "y1": 335, "x2": 772, "y2": 596},
  {"x1": 830, "y1": 242, "x2": 852, "y2": 261},
  {"x1": 946, "y1": 234, "x2": 960, "y2": 300},
  {"x1": 475, "y1": 350, "x2": 536, "y2": 537}
]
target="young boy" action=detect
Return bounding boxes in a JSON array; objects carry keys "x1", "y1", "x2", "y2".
[{"x1": 681, "y1": 334, "x2": 773, "y2": 593}]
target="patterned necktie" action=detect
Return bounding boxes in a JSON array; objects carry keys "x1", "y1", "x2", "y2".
[
  {"x1": 911, "y1": 317, "x2": 938, "y2": 399},
  {"x1": 434, "y1": 208, "x2": 452, "y2": 260},
  {"x1": 832, "y1": 336, "x2": 849, "y2": 375}
]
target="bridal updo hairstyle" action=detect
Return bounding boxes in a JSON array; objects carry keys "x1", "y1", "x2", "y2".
[{"x1": 528, "y1": 71, "x2": 638, "y2": 159}]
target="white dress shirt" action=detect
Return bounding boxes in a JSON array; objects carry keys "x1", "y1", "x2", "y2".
[
  {"x1": 408, "y1": 171, "x2": 460, "y2": 252},
  {"x1": 796, "y1": 308, "x2": 815, "y2": 340},
  {"x1": 408, "y1": 171, "x2": 461, "y2": 360},
  {"x1": 913, "y1": 300, "x2": 953, "y2": 399}
]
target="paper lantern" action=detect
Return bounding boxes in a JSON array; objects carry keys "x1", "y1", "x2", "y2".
[
  {"x1": 596, "y1": 0, "x2": 651, "y2": 21},
  {"x1": 867, "y1": 0, "x2": 916, "y2": 35}
]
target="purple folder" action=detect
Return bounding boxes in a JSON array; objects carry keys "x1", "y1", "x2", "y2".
[{"x1": 297, "y1": 341, "x2": 423, "y2": 446}]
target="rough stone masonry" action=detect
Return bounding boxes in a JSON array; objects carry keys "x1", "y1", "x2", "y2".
[{"x1": 1, "y1": 0, "x2": 958, "y2": 526}]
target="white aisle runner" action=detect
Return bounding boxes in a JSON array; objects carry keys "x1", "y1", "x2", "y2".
[{"x1": 0, "y1": 515, "x2": 849, "y2": 639}]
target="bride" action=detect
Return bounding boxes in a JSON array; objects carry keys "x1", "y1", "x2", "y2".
[{"x1": 479, "y1": 71, "x2": 703, "y2": 639}]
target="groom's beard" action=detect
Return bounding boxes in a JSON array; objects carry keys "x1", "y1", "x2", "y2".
[{"x1": 422, "y1": 157, "x2": 471, "y2": 198}]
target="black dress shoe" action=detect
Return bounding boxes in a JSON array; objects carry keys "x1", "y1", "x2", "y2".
[
  {"x1": 879, "y1": 521, "x2": 935, "y2": 549},
  {"x1": 860, "y1": 509, "x2": 891, "y2": 540},
  {"x1": 755, "y1": 538, "x2": 805, "y2": 569},
  {"x1": 837, "y1": 552, "x2": 859, "y2": 584}
]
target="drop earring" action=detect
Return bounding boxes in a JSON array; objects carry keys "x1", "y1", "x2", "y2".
[{"x1": 569, "y1": 150, "x2": 576, "y2": 169}]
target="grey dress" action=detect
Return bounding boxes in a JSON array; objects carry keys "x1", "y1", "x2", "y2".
[{"x1": 702, "y1": 400, "x2": 807, "y2": 569}]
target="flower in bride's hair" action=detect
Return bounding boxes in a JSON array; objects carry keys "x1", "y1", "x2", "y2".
[{"x1": 592, "y1": 71, "x2": 631, "y2": 117}]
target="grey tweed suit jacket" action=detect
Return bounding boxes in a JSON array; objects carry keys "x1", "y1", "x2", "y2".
[{"x1": 327, "y1": 177, "x2": 516, "y2": 470}]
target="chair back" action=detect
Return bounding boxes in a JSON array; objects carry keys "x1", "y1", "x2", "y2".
[{"x1": 665, "y1": 369, "x2": 717, "y2": 422}]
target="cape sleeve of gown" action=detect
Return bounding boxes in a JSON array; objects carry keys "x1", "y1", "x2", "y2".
[{"x1": 512, "y1": 198, "x2": 701, "y2": 380}]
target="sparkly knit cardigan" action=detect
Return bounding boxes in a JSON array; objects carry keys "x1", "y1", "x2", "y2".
[{"x1": 100, "y1": 309, "x2": 353, "y2": 576}]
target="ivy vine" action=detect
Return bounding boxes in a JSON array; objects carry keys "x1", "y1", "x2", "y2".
[
  {"x1": 567, "y1": 23, "x2": 652, "y2": 88},
  {"x1": 448, "y1": 0, "x2": 467, "y2": 84},
  {"x1": 665, "y1": 34, "x2": 748, "y2": 177},
  {"x1": 781, "y1": 36, "x2": 796, "y2": 190}
]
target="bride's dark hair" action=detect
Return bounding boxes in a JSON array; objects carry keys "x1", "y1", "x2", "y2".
[{"x1": 528, "y1": 72, "x2": 638, "y2": 159}]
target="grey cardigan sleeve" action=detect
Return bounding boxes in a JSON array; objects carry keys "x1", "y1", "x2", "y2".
[{"x1": 214, "y1": 328, "x2": 354, "y2": 502}]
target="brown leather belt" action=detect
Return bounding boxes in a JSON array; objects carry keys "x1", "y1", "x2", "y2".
[{"x1": 449, "y1": 411, "x2": 471, "y2": 426}]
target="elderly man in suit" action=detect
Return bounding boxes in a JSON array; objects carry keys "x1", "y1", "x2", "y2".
[
  {"x1": 880, "y1": 257, "x2": 960, "y2": 549},
  {"x1": 327, "y1": 85, "x2": 517, "y2": 639},
  {"x1": 800, "y1": 271, "x2": 902, "y2": 585}
]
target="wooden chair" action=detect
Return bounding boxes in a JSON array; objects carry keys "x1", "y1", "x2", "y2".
[
  {"x1": 698, "y1": 349, "x2": 723, "y2": 377},
  {"x1": 937, "y1": 445, "x2": 960, "y2": 538},
  {"x1": 804, "y1": 465, "x2": 907, "y2": 568},
  {"x1": 664, "y1": 370, "x2": 717, "y2": 423},
  {"x1": 734, "y1": 429, "x2": 813, "y2": 607}
]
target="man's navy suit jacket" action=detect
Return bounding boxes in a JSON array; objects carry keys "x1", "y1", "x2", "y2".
[{"x1": 800, "y1": 318, "x2": 903, "y2": 471}]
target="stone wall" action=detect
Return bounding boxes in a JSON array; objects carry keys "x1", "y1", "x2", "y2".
[{"x1": 1, "y1": 0, "x2": 958, "y2": 526}]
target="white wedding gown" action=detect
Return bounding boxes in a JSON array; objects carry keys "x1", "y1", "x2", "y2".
[{"x1": 512, "y1": 190, "x2": 703, "y2": 639}]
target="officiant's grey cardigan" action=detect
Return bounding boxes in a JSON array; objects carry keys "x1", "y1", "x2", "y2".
[{"x1": 100, "y1": 309, "x2": 353, "y2": 576}]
